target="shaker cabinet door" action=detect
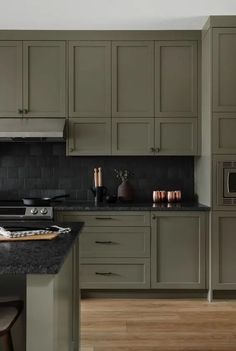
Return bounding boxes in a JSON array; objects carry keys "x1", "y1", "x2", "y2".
[
  {"x1": 67, "y1": 118, "x2": 111, "y2": 156},
  {"x1": 0, "y1": 41, "x2": 22, "y2": 117},
  {"x1": 212, "y1": 212, "x2": 236, "y2": 289},
  {"x1": 151, "y1": 212, "x2": 206, "y2": 289},
  {"x1": 112, "y1": 118, "x2": 155, "y2": 155},
  {"x1": 213, "y1": 28, "x2": 236, "y2": 112},
  {"x1": 155, "y1": 41, "x2": 198, "y2": 117},
  {"x1": 112, "y1": 41, "x2": 154, "y2": 117},
  {"x1": 155, "y1": 118, "x2": 198, "y2": 155},
  {"x1": 69, "y1": 41, "x2": 111, "y2": 117},
  {"x1": 23, "y1": 41, "x2": 66, "y2": 117}
]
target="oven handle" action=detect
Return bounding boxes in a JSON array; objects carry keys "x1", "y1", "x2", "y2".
[{"x1": 227, "y1": 172, "x2": 230, "y2": 194}]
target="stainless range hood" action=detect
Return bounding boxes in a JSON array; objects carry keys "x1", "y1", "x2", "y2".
[{"x1": 0, "y1": 118, "x2": 66, "y2": 141}]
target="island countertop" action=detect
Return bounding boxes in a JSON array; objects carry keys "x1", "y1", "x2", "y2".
[{"x1": 0, "y1": 221, "x2": 83, "y2": 275}]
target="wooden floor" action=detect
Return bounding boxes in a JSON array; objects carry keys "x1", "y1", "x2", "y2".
[{"x1": 80, "y1": 298, "x2": 236, "y2": 351}]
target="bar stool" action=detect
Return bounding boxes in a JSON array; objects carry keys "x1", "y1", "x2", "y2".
[{"x1": 0, "y1": 300, "x2": 23, "y2": 351}]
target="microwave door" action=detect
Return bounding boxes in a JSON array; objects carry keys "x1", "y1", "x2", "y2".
[{"x1": 224, "y1": 169, "x2": 236, "y2": 197}]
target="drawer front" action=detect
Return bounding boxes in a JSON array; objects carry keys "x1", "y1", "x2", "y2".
[
  {"x1": 80, "y1": 258, "x2": 150, "y2": 289},
  {"x1": 57, "y1": 211, "x2": 150, "y2": 227},
  {"x1": 80, "y1": 226, "x2": 150, "y2": 258}
]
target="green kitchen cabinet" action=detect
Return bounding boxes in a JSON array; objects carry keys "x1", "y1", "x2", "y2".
[
  {"x1": 213, "y1": 28, "x2": 236, "y2": 112},
  {"x1": 23, "y1": 41, "x2": 66, "y2": 117},
  {"x1": 0, "y1": 41, "x2": 66, "y2": 118},
  {"x1": 67, "y1": 118, "x2": 111, "y2": 155},
  {"x1": 69, "y1": 41, "x2": 111, "y2": 117},
  {"x1": 154, "y1": 118, "x2": 198, "y2": 155},
  {"x1": 112, "y1": 41, "x2": 154, "y2": 117},
  {"x1": 112, "y1": 118, "x2": 155, "y2": 155},
  {"x1": 0, "y1": 41, "x2": 22, "y2": 117},
  {"x1": 151, "y1": 212, "x2": 206, "y2": 289},
  {"x1": 212, "y1": 212, "x2": 236, "y2": 290},
  {"x1": 155, "y1": 41, "x2": 198, "y2": 118},
  {"x1": 212, "y1": 113, "x2": 236, "y2": 154}
]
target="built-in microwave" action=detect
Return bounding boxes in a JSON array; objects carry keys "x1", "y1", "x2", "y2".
[{"x1": 215, "y1": 157, "x2": 236, "y2": 206}]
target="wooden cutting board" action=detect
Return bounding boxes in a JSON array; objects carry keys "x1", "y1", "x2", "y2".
[{"x1": 0, "y1": 232, "x2": 58, "y2": 242}]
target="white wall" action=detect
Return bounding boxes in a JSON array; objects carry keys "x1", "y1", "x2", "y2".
[{"x1": 1, "y1": 0, "x2": 236, "y2": 29}]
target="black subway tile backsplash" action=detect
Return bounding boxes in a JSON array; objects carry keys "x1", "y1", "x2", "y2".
[{"x1": 0, "y1": 143, "x2": 195, "y2": 202}]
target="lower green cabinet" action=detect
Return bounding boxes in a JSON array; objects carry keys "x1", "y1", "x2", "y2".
[
  {"x1": 212, "y1": 212, "x2": 236, "y2": 290},
  {"x1": 151, "y1": 212, "x2": 206, "y2": 289}
]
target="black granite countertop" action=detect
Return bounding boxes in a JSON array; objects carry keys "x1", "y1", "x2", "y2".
[
  {"x1": 0, "y1": 221, "x2": 83, "y2": 275},
  {"x1": 54, "y1": 201, "x2": 210, "y2": 212}
]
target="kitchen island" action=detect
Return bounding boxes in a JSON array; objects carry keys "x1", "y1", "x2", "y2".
[{"x1": 0, "y1": 222, "x2": 83, "y2": 351}]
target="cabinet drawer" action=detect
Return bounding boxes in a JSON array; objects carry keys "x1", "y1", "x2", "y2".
[
  {"x1": 80, "y1": 258, "x2": 150, "y2": 289},
  {"x1": 58, "y1": 211, "x2": 150, "y2": 226},
  {"x1": 80, "y1": 226, "x2": 150, "y2": 258}
]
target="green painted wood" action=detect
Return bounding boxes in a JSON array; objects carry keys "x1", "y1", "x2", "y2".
[
  {"x1": 23, "y1": 41, "x2": 66, "y2": 117},
  {"x1": 80, "y1": 226, "x2": 150, "y2": 258},
  {"x1": 212, "y1": 212, "x2": 236, "y2": 290},
  {"x1": 155, "y1": 118, "x2": 198, "y2": 155},
  {"x1": 112, "y1": 117, "x2": 155, "y2": 155},
  {"x1": 69, "y1": 41, "x2": 111, "y2": 117},
  {"x1": 0, "y1": 41, "x2": 22, "y2": 117},
  {"x1": 213, "y1": 28, "x2": 236, "y2": 112},
  {"x1": 112, "y1": 41, "x2": 154, "y2": 117},
  {"x1": 80, "y1": 257, "x2": 150, "y2": 289},
  {"x1": 151, "y1": 212, "x2": 206, "y2": 289},
  {"x1": 67, "y1": 117, "x2": 111, "y2": 156},
  {"x1": 57, "y1": 211, "x2": 151, "y2": 227},
  {"x1": 155, "y1": 41, "x2": 198, "y2": 118},
  {"x1": 212, "y1": 113, "x2": 236, "y2": 154}
]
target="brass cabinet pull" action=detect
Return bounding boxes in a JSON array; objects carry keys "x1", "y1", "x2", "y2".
[
  {"x1": 23, "y1": 109, "x2": 28, "y2": 114},
  {"x1": 18, "y1": 109, "x2": 23, "y2": 114},
  {"x1": 95, "y1": 272, "x2": 113, "y2": 276},
  {"x1": 95, "y1": 217, "x2": 113, "y2": 220},
  {"x1": 150, "y1": 147, "x2": 155, "y2": 152},
  {"x1": 155, "y1": 147, "x2": 160, "y2": 152},
  {"x1": 152, "y1": 215, "x2": 156, "y2": 219},
  {"x1": 95, "y1": 240, "x2": 113, "y2": 244}
]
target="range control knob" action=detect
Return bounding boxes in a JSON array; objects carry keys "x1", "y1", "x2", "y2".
[
  {"x1": 30, "y1": 208, "x2": 38, "y2": 215},
  {"x1": 40, "y1": 208, "x2": 48, "y2": 215}
]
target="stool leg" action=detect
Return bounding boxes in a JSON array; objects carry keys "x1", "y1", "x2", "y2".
[{"x1": 2, "y1": 332, "x2": 14, "y2": 351}]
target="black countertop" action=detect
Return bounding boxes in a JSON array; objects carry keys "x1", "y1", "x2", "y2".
[
  {"x1": 0, "y1": 221, "x2": 83, "y2": 275},
  {"x1": 54, "y1": 201, "x2": 210, "y2": 212}
]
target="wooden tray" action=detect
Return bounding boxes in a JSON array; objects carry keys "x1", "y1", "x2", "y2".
[{"x1": 0, "y1": 232, "x2": 59, "y2": 242}]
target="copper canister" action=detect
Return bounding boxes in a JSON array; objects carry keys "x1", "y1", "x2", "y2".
[
  {"x1": 160, "y1": 190, "x2": 166, "y2": 202},
  {"x1": 167, "y1": 191, "x2": 175, "y2": 202},
  {"x1": 174, "y1": 190, "x2": 182, "y2": 202},
  {"x1": 153, "y1": 191, "x2": 161, "y2": 203}
]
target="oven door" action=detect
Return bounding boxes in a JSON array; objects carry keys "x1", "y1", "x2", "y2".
[{"x1": 223, "y1": 169, "x2": 236, "y2": 197}]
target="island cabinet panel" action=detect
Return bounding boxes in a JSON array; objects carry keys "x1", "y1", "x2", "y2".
[
  {"x1": 151, "y1": 212, "x2": 206, "y2": 289},
  {"x1": 0, "y1": 41, "x2": 22, "y2": 117},
  {"x1": 23, "y1": 41, "x2": 66, "y2": 117},
  {"x1": 213, "y1": 29, "x2": 236, "y2": 112},
  {"x1": 155, "y1": 41, "x2": 198, "y2": 117},
  {"x1": 69, "y1": 41, "x2": 111, "y2": 117},
  {"x1": 112, "y1": 117, "x2": 155, "y2": 155},
  {"x1": 112, "y1": 41, "x2": 154, "y2": 117},
  {"x1": 67, "y1": 118, "x2": 111, "y2": 155},
  {"x1": 212, "y1": 212, "x2": 236, "y2": 289},
  {"x1": 212, "y1": 113, "x2": 236, "y2": 154},
  {"x1": 155, "y1": 118, "x2": 198, "y2": 155},
  {"x1": 80, "y1": 258, "x2": 150, "y2": 289}
]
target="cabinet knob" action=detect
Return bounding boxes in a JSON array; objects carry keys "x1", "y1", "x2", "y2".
[
  {"x1": 155, "y1": 147, "x2": 160, "y2": 153},
  {"x1": 23, "y1": 109, "x2": 28, "y2": 114},
  {"x1": 69, "y1": 148, "x2": 74, "y2": 152},
  {"x1": 18, "y1": 109, "x2": 23, "y2": 114},
  {"x1": 152, "y1": 215, "x2": 156, "y2": 220},
  {"x1": 150, "y1": 147, "x2": 155, "y2": 153}
]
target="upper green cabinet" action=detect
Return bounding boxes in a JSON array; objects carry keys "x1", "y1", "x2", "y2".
[
  {"x1": 155, "y1": 41, "x2": 198, "y2": 117},
  {"x1": 0, "y1": 40, "x2": 66, "y2": 118},
  {"x1": 0, "y1": 41, "x2": 22, "y2": 117},
  {"x1": 69, "y1": 41, "x2": 111, "y2": 117},
  {"x1": 112, "y1": 41, "x2": 154, "y2": 117},
  {"x1": 23, "y1": 41, "x2": 66, "y2": 118},
  {"x1": 213, "y1": 29, "x2": 236, "y2": 112}
]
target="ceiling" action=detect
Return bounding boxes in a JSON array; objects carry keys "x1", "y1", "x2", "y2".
[{"x1": 1, "y1": 0, "x2": 236, "y2": 30}]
